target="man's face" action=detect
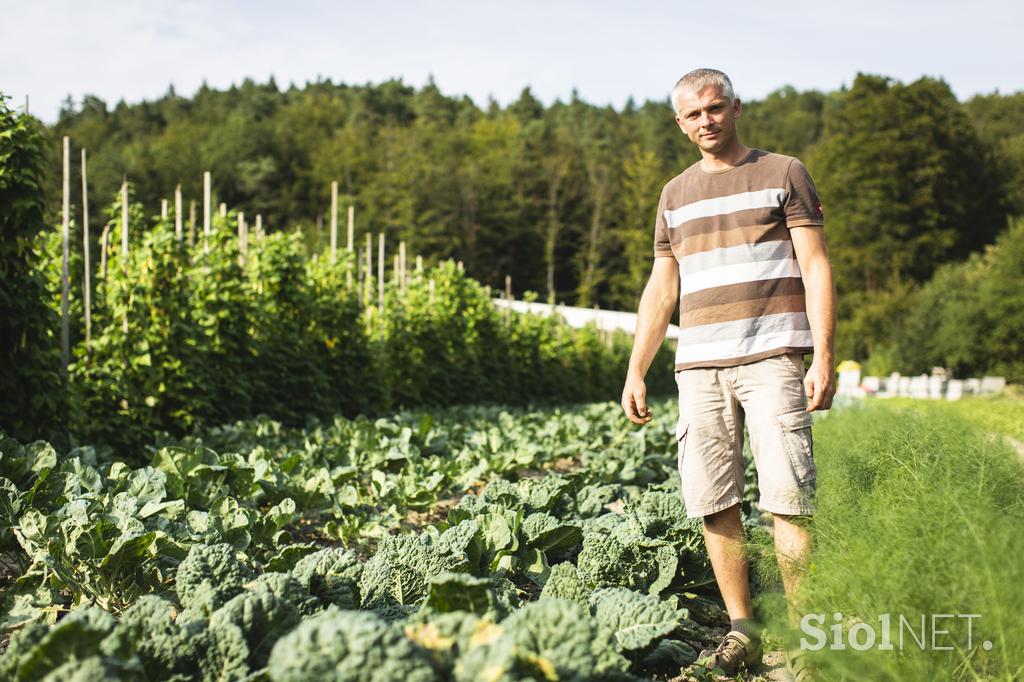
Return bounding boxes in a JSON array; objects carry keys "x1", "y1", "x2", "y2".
[{"x1": 673, "y1": 85, "x2": 742, "y2": 155}]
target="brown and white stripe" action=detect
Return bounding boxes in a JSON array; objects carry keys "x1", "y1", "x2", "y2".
[{"x1": 652, "y1": 150, "x2": 823, "y2": 370}]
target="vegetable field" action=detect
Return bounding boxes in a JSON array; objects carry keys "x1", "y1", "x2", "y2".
[
  {"x1": 2, "y1": 396, "x2": 1022, "y2": 681},
  {"x1": 1, "y1": 401, "x2": 727, "y2": 681}
]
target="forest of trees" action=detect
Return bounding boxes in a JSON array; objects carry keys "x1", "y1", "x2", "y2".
[{"x1": 36, "y1": 73, "x2": 1024, "y2": 376}]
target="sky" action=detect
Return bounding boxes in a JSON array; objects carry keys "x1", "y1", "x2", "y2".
[{"x1": 3, "y1": 0, "x2": 1023, "y2": 123}]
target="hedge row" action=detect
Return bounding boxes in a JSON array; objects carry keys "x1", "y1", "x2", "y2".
[{"x1": 38, "y1": 194, "x2": 674, "y2": 455}]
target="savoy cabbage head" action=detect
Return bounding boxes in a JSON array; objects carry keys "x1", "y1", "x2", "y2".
[
  {"x1": 0, "y1": 607, "x2": 115, "y2": 682},
  {"x1": 289, "y1": 546, "x2": 363, "y2": 609},
  {"x1": 626, "y1": 491, "x2": 714, "y2": 589},
  {"x1": 193, "y1": 621, "x2": 250, "y2": 682},
  {"x1": 403, "y1": 610, "x2": 493, "y2": 676},
  {"x1": 575, "y1": 483, "x2": 625, "y2": 518},
  {"x1": 175, "y1": 543, "x2": 254, "y2": 616},
  {"x1": 588, "y1": 588, "x2": 682, "y2": 654},
  {"x1": 454, "y1": 598, "x2": 629, "y2": 682},
  {"x1": 539, "y1": 562, "x2": 591, "y2": 606},
  {"x1": 435, "y1": 519, "x2": 482, "y2": 566},
  {"x1": 421, "y1": 571, "x2": 501, "y2": 617},
  {"x1": 576, "y1": 532, "x2": 661, "y2": 592},
  {"x1": 359, "y1": 533, "x2": 469, "y2": 608},
  {"x1": 246, "y1": 572, "x2": 318, "y2": 615},
  {"x1": 209, "y1": 589, "x2": 301, "y2": 670},
  {"x1": 100, "y1": 594, "x2": 198, "y2": 680},
  {"x1": 520, "y1": 512, "x2": 581, "y2": 556},
  {"x1": 266, "y1": 608, "x2": 438, "y2": 682},
  {"x1": 36, "y1": 655, "x2": 129, "y2": 682}
]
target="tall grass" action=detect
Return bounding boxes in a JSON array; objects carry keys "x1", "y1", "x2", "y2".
[
  {"x1": 754, "y1": 401, "x2": 1024, "y2": 680},
  {"x1": 889, "y1": 395, "x2": 1024, "y2": 444}
]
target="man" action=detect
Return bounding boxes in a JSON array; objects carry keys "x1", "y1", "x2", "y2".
[{"x1": 621, "y1": 68, "x2": 836, "y2": 677}]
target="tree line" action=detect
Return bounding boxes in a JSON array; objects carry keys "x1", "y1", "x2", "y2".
[{"x1": 17, "y1": 73, "x2": 1024, "y2": 379}]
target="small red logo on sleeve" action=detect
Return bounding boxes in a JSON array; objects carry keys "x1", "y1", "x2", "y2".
[{"x1": 816, "y1": 203, "x2": 823, "y2": 216}]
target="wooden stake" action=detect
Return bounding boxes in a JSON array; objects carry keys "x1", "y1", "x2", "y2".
[
  {"x1": 121, "y1": 182, "x2": 129, "y2": 259},
  {"x1": 416, "y1": 255, "x2": 423, "y2": 272},
  {"x1": 330, "y1": 181, "x2": 338, "y2": 263},
  {"x1": 505, "y1": 275, "x2": 513, "y2": 324},
  {"x1": 189, "y1": 199, "x2": 196, "y2": 246},
  {"x1": 364, "y1": 232, "x2": 372, "y2": 305},
  {"x1": 345, "y1": 204, "x2": 354, "y2": 289},
  {"x1": 174, "y1": 185, "x2": 182, "y2": 241},
  {"x1": 255, "y1": 214, "x2": 263, "y2": 240},
  {"x1": 203, "y1": 171, "x2": 211, "y2": 252},
  {"x1": 81, "y1": 148, "x2": 91, "y2": 346},
  {"x1": 120, "y1": 181, "x2": 129, "y2": 333},
  {"x1": 99, "y1": 224, "x2": 109, "y2": 281},
  {"x1": 219, "y1": 202, "x2": 227, "y2": 218},
  {"x1": 347, "y1": 206, "x2": 354, "y2": 251},
  {"x1": 378, "y1": 233, "x2": 385, "y2": 309},
  {"x1": 356, "y1": 248, "x2": 364, "y2": 303},
  {"x1": 399, "y1": 241, "x2": 406, "y2": 294},
  {"x1": 61, "y1": 137, "x2": 70, "y2": 374},
  {"x1": 161, "y1": 198, "x2": 168, "y2": 220},
  {"x1": 238, "y1": 212, "x2": 247, "y2": 266},
  {"x1": 457, "y1": 260, "x2": 464, "y2": 272}
]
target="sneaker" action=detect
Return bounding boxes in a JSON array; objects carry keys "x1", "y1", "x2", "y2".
[{"x1": 698, "y1": 630, "x2": 763, "y2": 675}]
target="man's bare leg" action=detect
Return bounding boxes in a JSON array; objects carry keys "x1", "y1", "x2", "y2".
[
  {"x1": 772, "y1": 512, "x2": 811, "y2": 626},
  {"x1": 700, "y1": 503, "x2": 762, "y2": 673},
  {"x1": 703, "y1": 503, "x2": 754, "y2": 620}
]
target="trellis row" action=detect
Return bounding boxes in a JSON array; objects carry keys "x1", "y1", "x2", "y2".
[{"x1": 60, "y1": 147, "x2": 466, "y2": 360}]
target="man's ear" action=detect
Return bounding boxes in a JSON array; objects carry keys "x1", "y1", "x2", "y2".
[{"x1": 733, "y1": 97, "x2": 742, "y2": 119}]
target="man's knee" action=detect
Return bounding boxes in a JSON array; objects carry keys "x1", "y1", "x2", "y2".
[
  {"x1": 772, "y1": 511, "x2": 813, "y2": 529},
  {"x1": 702, "y1": 502, "x2": 742, "y2": 531}
]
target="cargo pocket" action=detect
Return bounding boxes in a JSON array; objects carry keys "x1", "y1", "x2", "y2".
[
  {"x1": 775, "y1": 408, "x2": 816, "y2": 485},
  {"x1": 675, "y1": 418, "x2": 689, "y2": 481}
]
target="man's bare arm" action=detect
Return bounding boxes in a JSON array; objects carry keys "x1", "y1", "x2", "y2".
[
  {"x1": 622, "y1": 257, "x2": 679, "y2": 424},
  {"x1": 791, "y1": 226, "x2": 837, "y2": 411}
]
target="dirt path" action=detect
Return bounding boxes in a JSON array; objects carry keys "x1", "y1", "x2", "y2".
[
  {"x1": 667, "y1": 648, "x2": 791, "y2": 681},
  {"x1": 984, "y1": 431, "x2": 1024, "y2": 463},
  {"x1": 1003, "y1": 435, "x2": 1024, "y2": 462}
]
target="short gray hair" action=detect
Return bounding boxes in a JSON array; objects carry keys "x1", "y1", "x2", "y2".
[{"x1": 671, "y1": 69, "x2": 736, "y2": 114}]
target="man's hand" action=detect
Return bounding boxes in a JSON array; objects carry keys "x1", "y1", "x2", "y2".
[
  {"x1": 621, "y1": 375, "x2": 653, "y2": 424},
  {"x1": 791, "y1": 226, "x2": 837, "y2": 412},
  {"x1": 623, "y1": 258, "x2": 678, "y2": 425},
  {"x1": 804, "y1": 359, "x2": 836, "y2": 412}
]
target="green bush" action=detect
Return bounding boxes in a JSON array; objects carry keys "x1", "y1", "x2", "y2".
[
  {"x1": 21, "y1": 187, "x2": 673, "y2": 455},
  {"x1": 887, "y1": 217, "x2": 1024, "y2": 381},
  {"x1": 0, "y1": 96, "x2": 68, "y2": 442}
]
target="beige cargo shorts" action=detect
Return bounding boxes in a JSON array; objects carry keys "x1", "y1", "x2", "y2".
[{"x1": 674, "y1": 351, "x2": 816, "y2": 518}]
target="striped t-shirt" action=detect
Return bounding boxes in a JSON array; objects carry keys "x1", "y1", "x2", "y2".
[{"x1": 653, "y1": 149, "x2": 824, "y2": 371}]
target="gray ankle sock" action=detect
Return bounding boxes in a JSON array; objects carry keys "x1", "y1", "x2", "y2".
[{"x1": 730, "y1": 618, "x2": 759, "y2": 639}]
